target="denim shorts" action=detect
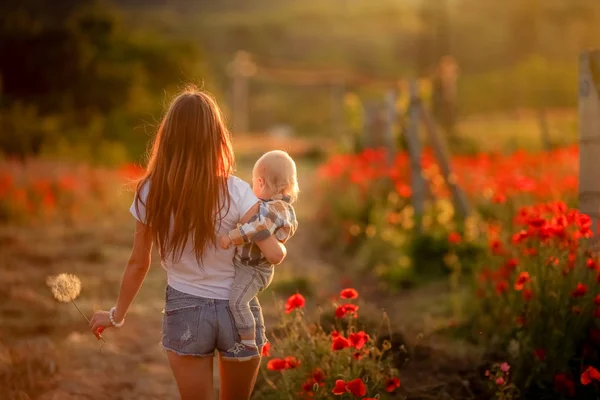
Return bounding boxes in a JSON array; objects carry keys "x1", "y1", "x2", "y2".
[{"x1": 162, "y1": 285, "x2": 267, "y2": 360}]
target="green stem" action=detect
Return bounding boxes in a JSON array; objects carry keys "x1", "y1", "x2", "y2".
[{"x1": 279, "y1": 371, "x2": 294, "y2": 400}]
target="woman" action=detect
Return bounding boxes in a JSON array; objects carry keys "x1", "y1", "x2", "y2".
[{"x1": 89, "y1": 87, "x2": 286, "y2": 400}]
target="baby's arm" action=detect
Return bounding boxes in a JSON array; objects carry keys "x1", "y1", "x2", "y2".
[{"x1": 227, "y1": 203, "x2": 280, "y2": 246}]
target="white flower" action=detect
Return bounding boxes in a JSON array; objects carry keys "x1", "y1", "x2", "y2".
[{"x1": 47, "y1": 273, "x2": 81, "y2": 303}]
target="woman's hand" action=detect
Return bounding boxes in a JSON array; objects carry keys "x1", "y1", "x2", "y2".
[{"x1": 90, "y1": 310, "x2": 113, "y2": 339}]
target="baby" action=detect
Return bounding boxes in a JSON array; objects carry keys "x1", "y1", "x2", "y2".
[{"x1": 220, "y1": 150, "x2": 299, "y2": 354}]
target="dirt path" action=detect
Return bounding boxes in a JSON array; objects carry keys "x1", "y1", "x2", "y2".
[
  {"x1": 0, "y1": 164, "x2": 343, "y2": 400},
  {"x1": 0, "y1": 164, "x2": 481, "y2": 400}
]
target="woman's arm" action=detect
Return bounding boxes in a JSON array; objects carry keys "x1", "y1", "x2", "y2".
[
  {"x1": 90, "y1": 221, "x2": 153, "y2": 334},
  {"x1": 240, "y1": 202, "x2": 287, "y2": 265}
]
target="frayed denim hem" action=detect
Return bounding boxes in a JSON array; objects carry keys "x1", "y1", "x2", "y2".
[
  {"x1": 219, "y1": 352, "x2": 261, "y2": 362},
  {"x1": 162, "y1": 344, "x2": 214, "y2": 358}
]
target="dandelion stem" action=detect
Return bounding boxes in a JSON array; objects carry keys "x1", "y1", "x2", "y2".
[
  {"x1": 71, "y1": 299, "x2": 90, "y2": 323},
  {"x1": 71, "y1": 299, "x2": 106, "y2": 344}
]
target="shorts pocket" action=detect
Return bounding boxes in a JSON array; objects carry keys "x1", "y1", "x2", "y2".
[{"x1": 163, "y1": 305, "x2": 201, "y2": 349}]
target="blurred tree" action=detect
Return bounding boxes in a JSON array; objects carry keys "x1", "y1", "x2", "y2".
[{"x1": 0, "y1": 0, "x2": 207, "y2": 159}]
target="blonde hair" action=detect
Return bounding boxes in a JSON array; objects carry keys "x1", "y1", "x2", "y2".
[
  {"x1": 253, "y1": 150, "x2": 299, "y2": 202},
  {"x1": 136, "y1": 86, "x2": 234, "y2": 262}
]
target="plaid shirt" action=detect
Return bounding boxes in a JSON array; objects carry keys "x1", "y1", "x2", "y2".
[{"x1": 229, "y1": 194, "x2": 297, "y2": 267}]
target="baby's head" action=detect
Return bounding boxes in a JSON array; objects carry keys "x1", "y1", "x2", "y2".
[{"x1": 252, "y1": 150, "x2": 299, "y2": 202}]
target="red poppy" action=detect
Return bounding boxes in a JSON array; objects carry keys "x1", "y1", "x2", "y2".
[
  {"x1": 495, "y1": 280, "x2": 509, "y2": 295},
  {"x1": 571, "y1": 283, "x2": 588, "y2": 298},
  {"x1": 553, "y1": 373, "x2": 575, "y2": 397},
  {"x1": 332, "y1": 380, "x2": 347, "y2": 395},
  {"x1": 261, "y1": 342, "x2": 271, "y2": 357},
  {"x1": 340, "y1": 288, "x2": 359, "y2": 299},
  {"x1": 512, "y1": 230, "x2": 529, "y2": 244},
  {"x1": 505, "y1": 258, "x2": 518, "y2": 270},
  {"x1": 522, "y1": 289, "x2": 534, "y2": 301},
  {"x1": 587, "y1": 259, "x2": 599, "y2": 271},
  {"x1": 546, "y1": 256, "x2": 560, "y2": 266},
  {"x1": 348, "y1": 331, "x2": 370, "y2": 350},
  {"x1": 396, "y1": 183, "x2": 411, "y2": 198},
  {"x1": 514, "y1": 272, "x2": 530, "y2": 291},
  {"x1": 95, "y1": 326, "x2": 104, "y2": 339},
  {"x1": 335, "y1": 304, "x2": 359, "y2": 318},
  {"x1": 527, "y1": 216, "x2": 546, "y2": 228},
  {"x1": 346, "y1": 378, "x2": 367, "y2": 397},
  {"x1": 330, "y1": 330, "x2": 341, "y2": 339},
  {"x1": 533, "y1": 348, "x2": 546, "y2": 361},
  {"x1": 285, "y1": 294, "x2": 306, "y2": 313},
  {"x1": 516, "y1": 315, "x2": 525, "y2": 327},
  {"x1": 284, "y1": 356, "x2": 300, "y2": 369},
  {"x1": 353, "y1": 351, "x2": 363, "y2": 360},
  {"x1": 489, "y1": 239, "x2": 504, "y2": 255},
  {"x1": 386, "y1": 377, "x2": 401, "y2": 392},
  {"x1": 301, "y1": 378, "x2": 316, "y2": 394},
  {"x1": 595, "y1": 308, "x2": 600, "y2": 319},
  {"x1": 492, "y1": 193, "x2": 506, "y2": 204},
  {"x1": 312, "y1": 368, "x2": 326, "y2": 383},
  {"x1": 42, "y1": 191, "x2": 56, "y2": 209},
  {"x1": 332, "y1": 336, "x2": 351, "y2": 351},
  {"x1": 448, "y1": 232, "x2": 462, "y2": 244},
  {"x1": 58, "y1": 175, "x2": 77, "y2": 191},
  {"x1": 581, "y1": 366, "x2": 600, "y2": 385},
  {"x1": 595, "y1": 294, "x2": 600, "y2": 306},
  {"x1": 267, "y1": 358, "x2": 287, "y2": 371}
]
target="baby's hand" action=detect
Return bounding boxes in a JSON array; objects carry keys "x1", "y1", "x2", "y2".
[{"x1": 219, "y1": 235, "x2": 232, "y2": 249}]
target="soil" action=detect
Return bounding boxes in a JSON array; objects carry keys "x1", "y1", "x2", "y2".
[{"x1": 0, "y1": 166, "x2": 487, "y2": 400}]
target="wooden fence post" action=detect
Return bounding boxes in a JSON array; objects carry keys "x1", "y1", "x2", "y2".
[
  {"x1": 537, "y1": 107, "x2": 551, "y2": 150},
  {"x1": 331, "y1": 79, "x2": 346, "y2": 140},
  {"x1": 229, "y1": 51, "x2": 255, "y2": 133},
  {"x1": 385, "y1": 88, "x2": 398, "y2": 164},
  {"x1": 579, "y1": 49, "x2": 600, "y2": 239},
  {"x1": 421, "y1": 104, "x2": 470, "y2": 218},
  {"x1": 405, "y1": 80, "x2": 426, "y2": 229},
  {"x1": 362, "y1": 100, "x2": 376, "y2": 149}
]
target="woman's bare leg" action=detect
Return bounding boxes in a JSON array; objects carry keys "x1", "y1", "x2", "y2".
[
  {"x1": 167, "y1": 351, "x2": 214, "y2": 400},
  {"x1": 218, "y1": 354, "x2": 261, "y2": 400}
]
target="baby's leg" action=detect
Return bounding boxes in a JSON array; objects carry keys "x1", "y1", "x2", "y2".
[{"x1": 229, "y1": 264, "x2": 261, "y2": 346}]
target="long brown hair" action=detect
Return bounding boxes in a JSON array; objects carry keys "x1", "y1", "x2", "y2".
[{"x1": 136, "y1": 86, "x2": 234, "y2": 262}]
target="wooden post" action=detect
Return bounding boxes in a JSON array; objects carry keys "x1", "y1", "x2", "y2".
[
  {"x1": 405, "y1": 80, "x2": 426, "y2": 228},
  {"x1": 579, "y1": 50, "x2": 600, "y2": 239},
  {"x1": 330, "y1": 79, "x2": 345, "y2": 140},
  {"x1": 437, "y1": 56, "x2": 459, "y2": 141},
  {"x1": 385, "y1": 88, "x2": 398, "y2": 164},
  {"x1": 421, "y1": 105, "x2": 470, "y2": 218},
  {"x1": 363, "y1": 100, "x2": 376, "y2": 149},
  {"x1": 537, "y1": 107, "x2": 551, "y2": 150},
  {"x1": 229, "y1": 51, "x2": 255, "y2": 133}
]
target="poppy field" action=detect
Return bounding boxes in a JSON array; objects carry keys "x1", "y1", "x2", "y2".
[
  {"x1": 1, "y1": 143, "x2": 599, "y2": 399},
  {"x1": 314, "y1": 145, "x2": 600, "y2": 398}
]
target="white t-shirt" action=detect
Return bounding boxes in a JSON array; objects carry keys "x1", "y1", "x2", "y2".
[{"x1": 129, "y1": 176, "x2": 258, "y2": 299}]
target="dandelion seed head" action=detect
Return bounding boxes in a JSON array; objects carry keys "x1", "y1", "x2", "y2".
[{"x1": 47, "y1": 273, "x2": 81, "y2": 303}]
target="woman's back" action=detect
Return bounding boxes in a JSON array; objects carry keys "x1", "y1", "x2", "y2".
[{"x1": 130, "y1": 175, "x2": 258, "y2": 299}]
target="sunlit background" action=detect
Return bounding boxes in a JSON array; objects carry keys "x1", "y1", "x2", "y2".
[{"x1": 2, "y1": 1, "x2": 600, "y2": 399}]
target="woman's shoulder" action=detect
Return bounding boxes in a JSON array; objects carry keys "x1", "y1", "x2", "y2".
[
  {"x1": 227, "y1": 175, "x2": 252, "y2": 195},
  {"x1": 227, "y1": 175, "x2": 258, "y2": 215}
]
